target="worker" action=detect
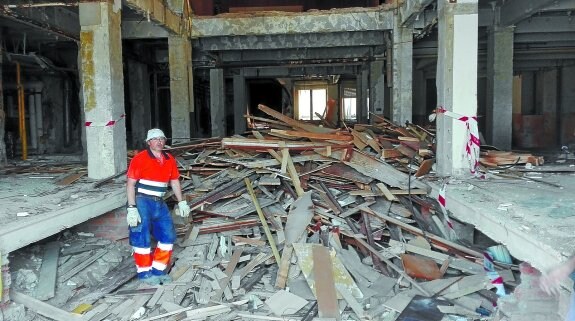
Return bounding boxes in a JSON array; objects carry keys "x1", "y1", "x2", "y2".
[
  {"x1": 126, "y1": 128, "x2": 191, "y2": 285},
  {"x1": 539, "y1": 257, "x2": 575, "y2": 320}
]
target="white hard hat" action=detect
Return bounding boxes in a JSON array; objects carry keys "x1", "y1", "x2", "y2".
[{"x1": 145, "y1": 128, "x2": 166, "y2": 142}]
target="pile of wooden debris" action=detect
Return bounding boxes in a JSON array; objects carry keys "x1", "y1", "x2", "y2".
[{"x1": 11, "y1": 105, "x2": 526, "y2": 321}]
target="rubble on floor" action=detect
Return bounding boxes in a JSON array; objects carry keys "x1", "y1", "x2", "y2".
[{"x1": 5, "y1": 105, "x2": 553, "y2": 321}]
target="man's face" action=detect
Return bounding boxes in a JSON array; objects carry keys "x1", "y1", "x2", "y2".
[{"x1": 147, "y1": 137, "x2": 166, "y2": 151}]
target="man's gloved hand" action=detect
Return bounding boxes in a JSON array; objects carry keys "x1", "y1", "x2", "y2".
[
  {"x1": 177, "y1": 200, "x2": 191, "y2": 218},
  {"x1": 127, "y1": 207, "x2": 141, "y2": 227}
]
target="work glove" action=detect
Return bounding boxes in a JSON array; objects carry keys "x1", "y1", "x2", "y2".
[
  {"x1": 127, "y1": 207, "x2": 141, "y2": 227},
  {"x1": 177, "y1": 200, "x2": 191, "y2": 218}
]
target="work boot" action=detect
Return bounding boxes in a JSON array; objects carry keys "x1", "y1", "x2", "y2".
[
  {"x1": 151, "y1": 274, "x2": 172, "y2": 285},
  {"x1": 141, "y1": 276, "x2": 161, "y2": 286}
]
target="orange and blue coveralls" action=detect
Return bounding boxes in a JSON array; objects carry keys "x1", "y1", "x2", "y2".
[{"x1": 127, "y1": 148, "x2": 179, "y2": 278}]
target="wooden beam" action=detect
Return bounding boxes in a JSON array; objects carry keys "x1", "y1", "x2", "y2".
[
  {"x1": 11, "y1": 291, "x2": 81, "y2": 320},
  {"x1": 36, "y1": 242, "x2": 60, "y2": 300}
]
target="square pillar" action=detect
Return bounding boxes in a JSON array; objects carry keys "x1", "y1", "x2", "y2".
[
  {"x1": 436, "y1": 0, "x2": 479, "y2": 176},
  {"x1": 486, "y1": 26, "x2": 514, "y2": 150},
  {"x1": 210, "y1": 68, "x2": 226, "y2": 137},
  {"x1": 79, "y1": 2, "x2": 127, "y2": 179},
  {"x1": 392, "y1": 17, "x2": 413, "y2": 126},
  {"x1": 169, "y1": 35, "x2": 193, "y2": 143},
  {"x1": 369, "y1": 58, "x2": 386, "y2": 124},
  {"x1": 233, "y1": 70, "x2": 247, "y2": 134},
  {"x1": 127, "y1": 60, "x2": 152, "y2": 150}
]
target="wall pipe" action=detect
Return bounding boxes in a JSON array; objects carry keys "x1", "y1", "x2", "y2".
[
  {"x1": 35, "y1": 92, "x2": 42, "y2": 153},
  {"x1": 64, "y1": 78, "x2": 70, "y2": 145},
  {"x1": 28, "y1": 94, "x2": 36, "y2": 150},
  {"x1": 16, "y1": 62, "x2": 27, "y2": 160}
]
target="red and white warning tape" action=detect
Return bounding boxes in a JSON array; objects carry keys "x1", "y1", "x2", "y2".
[
  {"x1": 435, "y1": 107, "x2": 481, "y2": 175},
  {"x1": 483, "y1": 251, "x2": 506, "y2": 297},
  {"x1": 85, "y1": 114, "x2": 125, "y2": 127},
  {"x1": 437, "y1": 183, "x2": 457, "y2": 241}
]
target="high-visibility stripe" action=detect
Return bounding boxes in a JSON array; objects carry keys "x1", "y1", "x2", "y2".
[
  {"x1": 139, "y1": 179, "x2": 168, "y2": 187},
  {"x1": 152, "y1": 261, "x2": 168, "y2": 271},
  {"x1": 157, "y1": 242, "x2": 173, "y2": 251},
  {"x1": 137, "y1": 266, "x2": 152, "y2": 273},
  {"x1": 151, "y1": 245, "x2": 172, "y2": 272},
  {"x1": 137, "y1": 188, "x2": 165, "y2": 197},
  {"x1": 136, "y1": 179, "x2": 168, "y2": 197},
  {"x1": 133, "y1": 247, "x2": 151, "y2": 255}
]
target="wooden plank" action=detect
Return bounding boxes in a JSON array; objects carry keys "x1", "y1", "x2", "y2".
[
  {"x1": 271, "y1": 129, "x2": 352, "y2": 141},
  {"x1": 335, "y1": 284, "x2": 365, "y2": 318},
  {"x1": 415, "y1": 159, "x2": 434, "y2": 177},
  {"x1": 340, "y1": 231, "x2": 431, "y2": 297},
  {"x1": 83, "y1": 303, "x2": 109, "y2": 321},
  {"x1": 245, "y1": 179, "x2": 281, "y2": 264},
  {"x1": 211, "y1": 247, "x2": 244, "y2": 302},
  {"x1": 283, "y1": 149, "x2": 304, "y2": 197},
  {"x1": 258, "y1": 104, "x2": 337, "y2": 134},
  {"x1": 64, "y1": 258, "x2": 137, "y2": 310},
  {"x1": 389, "y1": 188, "x2": 428, "y2": 195},
  {"x1": 146, "y1": 287, "x2": 165, "y2": 308},
  {"x1": 362, "y1": 207, "x2": 483, "y2": 259},
  {"x1": 140, "y1": 300, "x2": 247, "y2": 321},
  {"x1": 56, "y1": 172, "x2": 85, "y2": 186},
  {"x1": 36, "y1": 241, "x2": 60, "y2": 301},
  {"x1": 313, "y1": 245, "x2": 340, "y2": 320},
  {"x1": 60, "y1": 249, "x2": 107, "y2": 282},
  {"x1": 381, "y1": 149, "x2": 404, "y2": 159},
  {"x1": 389, "y1": 240, "x2": 483, "y2": 274},
  {"x1": 376, "y1": 183, "x2": 398, "y2": 201},
  {"x1": 11, "y1": 290, "x2": 81, "y2": 320},
  {"x1": 321, "y1": 149, "x2": 430, "y2": 191}
]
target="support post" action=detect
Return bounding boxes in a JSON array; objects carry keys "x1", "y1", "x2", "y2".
[
  {"x1": 436, "y1": 0, "x2": 479, "y2": 176},
  {"x1": 168, "y1": 35, "x2": 193, "y2": 143},
  {"x1": 486, "y1": 25, "x2": 514, "y2": 150},
  {"x1": 79, "y1": 2, "x2": 127, "y2": 179},
  {"x1": 210, "y1": 68, "x2": 225, "y2": 137}
]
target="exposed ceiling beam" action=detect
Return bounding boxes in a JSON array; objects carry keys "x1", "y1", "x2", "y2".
[
  {"x1": 218, "y1": 46, "x2": 382, "y2": 63},
  {"x1": 0, "y1": 6, "x2": 79, "y2": 41},
  {"x1": 192, "y1": 9, "x2": 394, "y2": 38},
  {"x1": 539, "y1": 0, "x2": 575, "y2": 12},
  {"x1": 515, "y1": 15, "x2": 575, "y2": 33},
  {"x1": 400, "y1": 0, "x2": 434, "y2": 26},
  {"x1": 514, "y1": 32, "x2": 575, "y2": 43},
  {"x1": 123, "y1": 0, "x2": 190, "y2": 36},
  {"x1": 500, "y1": 0, "x2": 558, "y2": 26},
  {"x1": 122, "y1": 20, "x2": 169, "y2": 39},
  {"x1": 193, "y1": 31, "x2": 386, "y2": 51}
]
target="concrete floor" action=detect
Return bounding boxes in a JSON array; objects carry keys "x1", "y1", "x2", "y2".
[
  {"x1": 0, "y1": 157, "x2": 126, "y2": 255},
  {"x1": 431, "y1": 167, "x2": 575, "y2": 275}
]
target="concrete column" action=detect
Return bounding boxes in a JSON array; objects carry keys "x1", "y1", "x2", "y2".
[
  {"x1": 233, "y1": 70, "x2": 247, "y2": 134},
  {"x1": 168, "y1": 35, "x2": 193, "y2": 143},
  {"x1": 0, "y1": 43, "x2": 5, "y2": 165},
  {"x1": 127, "y1": 60, "x2": 152, "y2": 149},
  {"x1": 392, "y1": 17, "x2": 413, "y2": 126},
  {"x1": 486, "y1": 26, "x2": 514, "y2": 150},
  {"x1": 79, "y1": 2, "x2": 127, "y2": 179},
  {"x1": 412, "y1": 69, "x2": 427, "y2": 125},
  {"x1": 436, "y1": 0, "x2": 479, "y2": 176},
  {"x1": 357, "y1": 66, "x2": 369, "y2": 123},
  {"x1": 210, "y1": 68, "x2": 225, "y2": 137},
  {"x1": 542, "y1": 69, "x2": 558, "y2": 145},
  {"x1": 521, "y1": 71, "x2": 535, "y2": 114},
  {"x1": 369, "y1": 58, "x2": 385, "y2": 124}
]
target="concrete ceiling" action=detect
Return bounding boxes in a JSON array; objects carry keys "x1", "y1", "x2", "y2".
[{"x1": 0, "y1": 0, "x2": 573, "y2": 73}]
